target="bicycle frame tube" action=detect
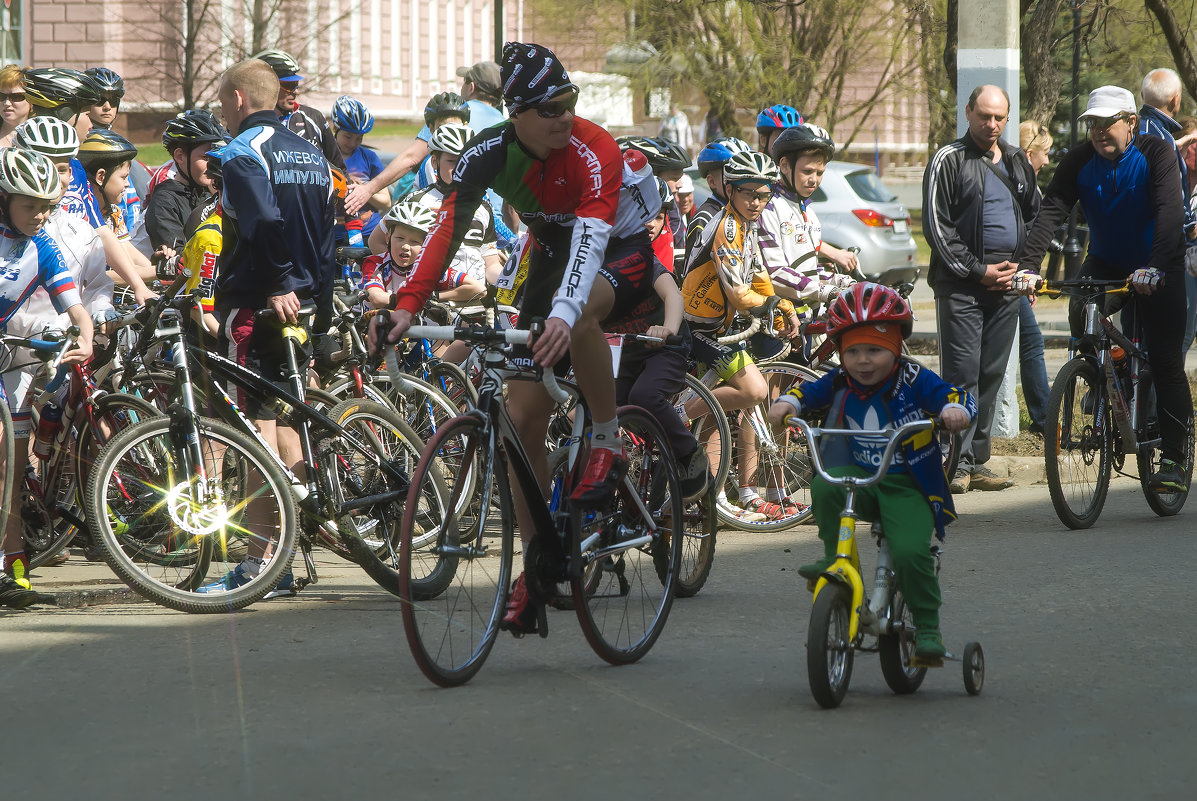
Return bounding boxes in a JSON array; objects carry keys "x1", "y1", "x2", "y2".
[{"x1": 812, "y1": 513, "x2": 865, "y2": 643}]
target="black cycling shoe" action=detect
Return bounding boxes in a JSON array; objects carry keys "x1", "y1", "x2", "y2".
[
  {"x1": 1150, "y1": 459, "x2": 1188, "y2": 493},
  {"x1": 0, "y1": 574, "x2": 39, "y2": 610},
  {"x1": 678, "y1": 447, "x2": 710, "y2": 502}
]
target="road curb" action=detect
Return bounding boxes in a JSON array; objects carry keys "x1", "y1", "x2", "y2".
[
  {"x1": 38, "y1": 584, "x2": 145, "y2": 608},
  {"x1": 989, "y1": 454, "x2": 1047, "y2": 485}
]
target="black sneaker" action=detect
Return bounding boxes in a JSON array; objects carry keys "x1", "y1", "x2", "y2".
[
  {"x1": 0, "y1": 574, "x2": 39, "y2": 609},
  {"x1": 678, "y1": 448, "x2": 710, "y2": 502},
  {"x1": 1150, "y1": 459, "x2": 1189, "y2": 493}
]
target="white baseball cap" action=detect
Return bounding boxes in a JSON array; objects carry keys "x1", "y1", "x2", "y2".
[
  {"x1": 676, "y1": 173, "x2": 694, "y2": 194},
  {"x1": 1078, "y1": 86, "x2": 1137, "y2": 120}
]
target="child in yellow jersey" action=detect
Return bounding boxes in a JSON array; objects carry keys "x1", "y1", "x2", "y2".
[{"x1": 181, "y1": 150, "x2": 224, "y2": 338}]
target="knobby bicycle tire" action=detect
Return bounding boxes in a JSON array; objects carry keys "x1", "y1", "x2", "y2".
[
  {"x1": 86, "y1": 415, "x2": 298, "y2": 612},
  {"x1": 1045, "y1": 358, "x2": 1111, "y2": 529}
]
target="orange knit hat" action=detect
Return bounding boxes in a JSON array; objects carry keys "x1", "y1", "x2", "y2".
[{"x1": 838, "y1": 323, "x2": 903, "y2": 356}]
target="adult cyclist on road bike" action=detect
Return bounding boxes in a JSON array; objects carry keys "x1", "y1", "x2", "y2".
[
  {"x1": 373, "y1": 42, "x2": 662, "y2": 630},
  {"x1": 1013, "y1": 85, "x2": 1193, "y2": 492}
]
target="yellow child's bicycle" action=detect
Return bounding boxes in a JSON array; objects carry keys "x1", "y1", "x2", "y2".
[{"x1": 788, "y1": 416, "x2": 985, "y2": 709}]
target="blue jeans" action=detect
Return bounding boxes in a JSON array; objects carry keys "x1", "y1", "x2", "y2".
[{"x1": 1018, "y1": 296, "x2": 1050, "y2": 431}]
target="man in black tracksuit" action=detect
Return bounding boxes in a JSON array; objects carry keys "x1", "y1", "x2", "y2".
[{"x1": 922, "y1": 85, "x2": 1040, "y2": 493}]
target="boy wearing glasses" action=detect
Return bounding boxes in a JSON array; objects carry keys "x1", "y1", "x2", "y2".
[
  {"x1": 1013, "y1": 85, "x2": 1193, "y2": 492},
  {"x1": 376, "y1": 42, "x2": 662, "y2": 633}
]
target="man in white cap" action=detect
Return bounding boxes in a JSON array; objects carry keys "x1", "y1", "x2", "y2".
[
  {"x1": 675, "y1": 172, "x2": 695, "y2": 233},
  {"x1": 1014, "y1": 85, "x2": 1193, "y2": 492}
]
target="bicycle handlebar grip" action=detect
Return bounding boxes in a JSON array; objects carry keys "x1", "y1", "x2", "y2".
[
  {"x1": 404, "y1": 325, "x2": 457, "y2": 341},
  {"x1": 540, "y1": 366, "x2": 569, "y2": 404}
]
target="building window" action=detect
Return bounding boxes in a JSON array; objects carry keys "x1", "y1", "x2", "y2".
[{"x1": 1, "y1": 0, "x2": 22, "y2": 66}]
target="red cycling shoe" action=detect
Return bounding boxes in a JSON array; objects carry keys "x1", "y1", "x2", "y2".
[
  {"x1": 501, "y1": 572, "x2": 538, "y2": 635},
  {"x1": 569, "y1": 447, "x2": 627, "y2": 505}
]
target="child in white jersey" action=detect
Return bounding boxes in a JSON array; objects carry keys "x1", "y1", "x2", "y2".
[{"x1": 0, "y1": 148, "x2": 95, "y2": 602}]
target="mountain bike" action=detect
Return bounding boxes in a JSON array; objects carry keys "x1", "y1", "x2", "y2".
[
  {"x1": 393, "y1": 319, "x2": 683, "y2": 687},
  {"x1": 1040, "y1": 278, "x2": 1194, "y2": 529},
  {"x1": 0, "y1": 326, "x2": 161, "y2": 570},
  {"x1": 788, "y1": 416, "x2": 984, "y2": 709},
  {"x1": 85, "y1": 294, "x2": 444, "y2": 612}
]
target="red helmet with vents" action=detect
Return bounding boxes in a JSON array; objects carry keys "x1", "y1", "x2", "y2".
[{"x1": 825, "y1": 282, "x2": 913, "y2": 340}]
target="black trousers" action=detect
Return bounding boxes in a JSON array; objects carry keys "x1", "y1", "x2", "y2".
[
  {"x1": 1068, "y1": 257, "x2": 1192, "y2": 464},
  {"x1": 935, "y1": 289, "x2": 1020, "y2": 470}
]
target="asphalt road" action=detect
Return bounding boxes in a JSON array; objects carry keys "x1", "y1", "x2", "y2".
[{"x1": 5, "y1": 475, "x2": 1196, "y2": 800}]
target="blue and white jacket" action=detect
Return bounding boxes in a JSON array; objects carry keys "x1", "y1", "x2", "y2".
[
  {"x1": 216, "y1": 111, "x2": 336, "y2": 320},
  {"x1": 775, "y1": 358, "x2": 977, "y2": 540}
]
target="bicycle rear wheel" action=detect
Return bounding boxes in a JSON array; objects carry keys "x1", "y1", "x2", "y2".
[
  {"x1": 677, "y1": 374, "x2": 731, "y2": 492},
  {"x1": 1139, "y1": 405, "x2": 1194, "y2": 517},
  {"x1": 27, "y1": 392, "x2": 161, "y2": 569},
  {"x1": 657, "y1": 484, "x2": 716, "y2": 598},
  {"x1": 315, "y1": 400, "x2": 444, "y2": 595},
  {"x1": 1045, "y1": 358, "x2": 1111, "y2": 529},
  {"x1": 86, "y1": 416, "x2": 298, "y2": 612},
  {"x1": 400, "y1": 414, "x2": 512, "y2": 687},
  {"x1": 573, "y1": 406, "x2": 683, "y2": 665}
]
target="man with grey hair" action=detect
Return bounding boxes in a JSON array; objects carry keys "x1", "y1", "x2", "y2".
[{"x1": 1139, "y1": 69, "x2": 1197, "y2": 357}]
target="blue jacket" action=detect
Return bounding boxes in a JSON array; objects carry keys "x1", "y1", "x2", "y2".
[
  {"x1": 777, "y1": 358, "x2": 977, "y2": 540},
  {"x1": 216, "y1": 111, "x2": 336, "y2": 320}
]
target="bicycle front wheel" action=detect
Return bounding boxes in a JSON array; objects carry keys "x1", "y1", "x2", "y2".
[
  {"x1": 400, "y1": 413, "x2": 513, "y2": 687},
  {"x1": 718, "y1": 361, "x2": 818, "y2": 532},
  {"x1": 573, "y1": 406, "x2": 683, "y2": 665},
  {"x1": 85, "y1": 416, "x2": 298, "y2": 612},
  {"x1": 1045, "y1": 358, "x2": 1111, "y2": 529}
]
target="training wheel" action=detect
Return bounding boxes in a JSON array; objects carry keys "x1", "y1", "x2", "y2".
[{"x1": 962, "y1": 641, "x2": 984, "y2": 695}]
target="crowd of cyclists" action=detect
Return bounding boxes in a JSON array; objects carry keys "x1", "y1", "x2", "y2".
[
  {"x1": 0, "y1": 39, "x2": 953, "y2": 614},
  {"x1": 0, "y1": 42, "x2": 883, "y2": 610}
]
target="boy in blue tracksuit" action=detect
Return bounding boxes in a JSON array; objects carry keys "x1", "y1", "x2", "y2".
[{"x1": 768, "y1": 283, "x2": 977, "y2": 660}]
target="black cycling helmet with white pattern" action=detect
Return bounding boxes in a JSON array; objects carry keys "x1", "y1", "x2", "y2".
[
  {"x1": 0, "y1": 148, "x2": 62, "y2": 201},
  {"x1": 84, "y1": 67, "x2": 125, "y2": 98},
  {"x1": 771, "y1": 123, "x2": 835, "y2": 163},
  {"x1": 423, "y1": 92, "x2": 471, "y2": 128},
  {"x1": 722, "y1": 150, "x2": 781, "y2": 186},
  {"x1": 500, "y1": 41, "x2": 578, "y2": 112},
  {"x1": 331, "y1": 95, "x2": 374, "y2": 134},
  {"x1": 254, "y1": 49, "x2": 304, "y2": 81},
  {"x1": 161, "y1": 109, "x2": 229, "y2": 153},
  {"x1": 428, "y1": 122, "x2": 473, "y2": 158},
  {"x1": 13, "y1": 117, "x2": 80, "y2": 160},
  {"x1": 615, "y1": 135, "x2": 693, "y2": 172},
  {"x1": 23, "y1": 68, "x2": 102, "y2": 119}
]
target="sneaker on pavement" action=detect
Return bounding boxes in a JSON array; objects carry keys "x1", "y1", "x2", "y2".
[
  {"x1": 678, "y1": 448, "x2": 711, "y2": 502},
  {"x1": 970, "y1": 464, "x2": 1013, "y2": 491},
  {"x1": 262, "y1": 571, "x2": 297, "y2": 599},
  {"x1": 1150, "y1": 459, "x2": 1189, "y2": 493},
  {"x1": 0, "y1": 573, "x2": 39, "y2": 609},
  {"x1": 914, "y1": 627, "x2": 947, "y2": 661},
  {"x1": 570, "y1": 448, "x2": 628, "y2": 505},
  {"x1": 715, "y1": 497, "x2": 768, "y2": 523},
  {"x1": 949, "y1": 469, "x2": 971, "y2": 494},
  {"x1": 197, "y1": 564, "x2": 254, "y2": 594},
  {"x1": 500, "y1": 572, "x2": 538, "y2": 635}
]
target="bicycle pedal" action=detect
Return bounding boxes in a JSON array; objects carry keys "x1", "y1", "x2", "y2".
[{"x1": 909, "y1": 655, "x2": 944, "y2": 669}]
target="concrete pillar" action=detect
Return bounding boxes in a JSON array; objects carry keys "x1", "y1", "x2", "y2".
[
  {"x1": 956, "y1": 0, "x2": 1020, "y2": 144},
  {"x1": 959, "y1": 0, "x2": 1023, "y2": 437}
]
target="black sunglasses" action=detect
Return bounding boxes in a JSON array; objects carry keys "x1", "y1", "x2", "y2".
[
  {"x1": 99, "y1": 93, "x2": 122, "y2": 107},
  {"x1": 0, "y1": 91, "x2": 26, "y2": 104},
  {"x1": 530, "y1": 93, "x2": 578, "y2": 119},
  {"x1": 736, "y1": 186, "x2": 773, "y2": 202},
  {"x1": 1087, "y1": 115, "x2": 1129, "y2": 130}
]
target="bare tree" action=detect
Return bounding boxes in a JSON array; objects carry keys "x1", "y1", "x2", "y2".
[{"x1": 1144, "y1": 0, "x2": 1197, "y2": 102}]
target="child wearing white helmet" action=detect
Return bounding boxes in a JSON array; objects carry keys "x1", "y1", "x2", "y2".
[{"x1": 0, "y1": 147, "x2": 95, "y2": 603}]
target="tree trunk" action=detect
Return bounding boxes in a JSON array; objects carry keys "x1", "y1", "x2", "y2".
[
  {"x1": 1144, "y1": 0, "x2": 1197, "y2": 102},
  {"x1": 1020, "y1": 0, "x2": 1066, "y2": 130}
]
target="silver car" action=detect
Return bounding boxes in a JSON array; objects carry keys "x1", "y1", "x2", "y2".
[{"x1": 807, "y1": 162, "x2": 918, "y2": 284}]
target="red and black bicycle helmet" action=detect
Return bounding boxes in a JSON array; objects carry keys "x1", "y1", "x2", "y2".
[{"x1": 825, "y1": 282, "x2": 913, "y2": 340}]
